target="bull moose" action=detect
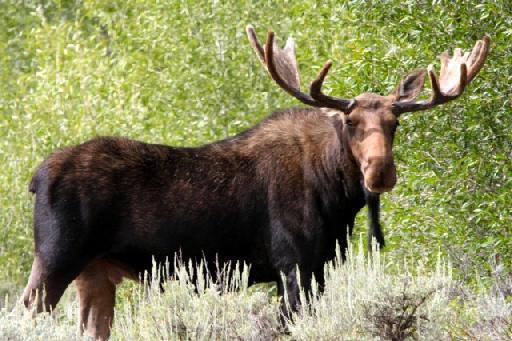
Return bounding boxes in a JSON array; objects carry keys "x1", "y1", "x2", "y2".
[{"x1": 22, "y1": 25, "x2": 490, "y2": 340}]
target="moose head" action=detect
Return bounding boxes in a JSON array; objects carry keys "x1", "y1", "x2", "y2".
[{"x1": 247, "y1": 26, "x2": 490, "y2": 193}]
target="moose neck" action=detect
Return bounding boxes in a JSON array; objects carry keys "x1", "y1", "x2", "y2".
[
  {"x1": 235, "y1": 108, "x2": 365, "y2": 203},
  {"x1": 305, "y1": 112, "x2": 365, "y2": 206},
  {"x1": 305, "y1": 113, "x2": 366, "y2": 224}
]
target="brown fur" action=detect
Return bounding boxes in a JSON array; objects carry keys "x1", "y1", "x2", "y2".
[
  {"x1": 22, "y1": 103, "x2": 402, "y2": 339},
  {"x1": 75, "y1": 261, "x2": 117, "y2": 341},
  {"x1": 75, "y1": 260, "x2": 137, "y2": 340}
]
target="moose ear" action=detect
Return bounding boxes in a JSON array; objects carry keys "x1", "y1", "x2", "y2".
[{"x1": 393, "y1": 69, "x2": 427, "y2": 102}]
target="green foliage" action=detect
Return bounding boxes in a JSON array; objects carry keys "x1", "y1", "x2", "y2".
[{"x1": 0, "y1": 0, "x2": 510, "y2": 310}]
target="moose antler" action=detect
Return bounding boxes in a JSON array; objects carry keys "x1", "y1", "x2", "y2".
[
  {"x1": 394, "y1": 35, "x2": 490, "y2": 113},
  {"x1": 246, "y1": 25, "x2": 354, "y2": 112}
]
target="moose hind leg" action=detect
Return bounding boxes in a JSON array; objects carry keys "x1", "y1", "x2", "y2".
[
  {"x1": 75, "y1": 260, "x2": 118, "y2": 341},
  {"x1": 22, "y1": 251, "x2": 84, "y2": 313},
  {"x1": 23, "y1": 205, "x2": 92, "y2": 312},
  {"x1": 22, "y1": 254, "x2": 66, "y2": 313}
]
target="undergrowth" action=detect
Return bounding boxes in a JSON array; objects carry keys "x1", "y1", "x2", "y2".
[{"x1": 1, "y1": 241, "x2": 510, "y2": 340}]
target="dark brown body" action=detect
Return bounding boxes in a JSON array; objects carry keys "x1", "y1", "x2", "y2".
[{"x1": 23, "y1": 108, "x2": 366, "y2": 339}]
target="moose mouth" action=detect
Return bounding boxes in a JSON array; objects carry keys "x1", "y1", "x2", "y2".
[
  {"x1": 363, "y1": 180, "x2": 395, "y2": 194},
  {"x1": 361, "y1": 160, "x2": 397, "y2": 194}
]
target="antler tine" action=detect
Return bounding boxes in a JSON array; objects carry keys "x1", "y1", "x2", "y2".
[
  {"x1": 246, "y1": 25, "x2": 265, "y2": 64},
  {"x1": 264, "y1": 31, "x2": 317, "y2": 106},
  {"x1": 467, "y1": 34, "x2": 490, "y2": 82},
  {"x1": 310, "y1": 60, "x2": 355, "y2": 110},
  {"x1": 395, "y1": 34, "x2": 490, "y2": 114},
  {"x1": 427, "y1": 64, "x2": 442, "y2": 100},
  {"x1": 247, "y1": 25, "x2": 354, "y2": 112},
  {"x1": 310, "y1": 60, "x2": 333, "y2": 99}
]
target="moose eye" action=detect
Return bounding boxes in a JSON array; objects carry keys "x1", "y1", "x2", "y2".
[{"x1": 345, "y1": 119, "x2": 354, "y2": 127}]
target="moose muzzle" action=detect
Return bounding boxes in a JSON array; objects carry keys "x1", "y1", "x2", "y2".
[{"x1": 361, "y1": 156, "x2": 397, "y2": 193}]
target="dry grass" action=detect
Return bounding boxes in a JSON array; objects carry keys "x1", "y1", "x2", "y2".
[{"x1": 1, "y1": 240, "x2": 510, "y2": 340}]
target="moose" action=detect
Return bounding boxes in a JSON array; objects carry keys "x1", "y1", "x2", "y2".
[{"x1": 22, "y1": 25, "x2": 490, "y2": 340}]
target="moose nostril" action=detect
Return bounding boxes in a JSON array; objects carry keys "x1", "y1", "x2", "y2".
[
  {"x1": 365, "y1": 157, "x2": 382, "y2": 171},
  {"x1": 362, "y1": 157, "x2": 375, "y2": 172},
  {"x1": 378, "y1": 168, "x2": 384, "y2": 178}
]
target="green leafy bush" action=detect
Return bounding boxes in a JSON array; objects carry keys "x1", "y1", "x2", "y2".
[{"x1": 0, "y1": 0, "x2": 511, "y2": 338}]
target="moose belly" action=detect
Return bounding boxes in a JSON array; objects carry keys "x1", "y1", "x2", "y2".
[{"x1": 104, "y1": 197, "x2": 271, "y2": 282}]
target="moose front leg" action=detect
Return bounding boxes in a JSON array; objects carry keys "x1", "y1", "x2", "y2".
[
  {"x1": 276, "y1": 265, "x2": 314, "y2": 321},
  {"x1": 267, "y1": 183, "x2": 324, "y2": 323},
  {"x1": 269, "y1": 221, "x2": 318, "y2": 323}
]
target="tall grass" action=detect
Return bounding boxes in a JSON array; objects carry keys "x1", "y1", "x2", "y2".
[{"x1": 1, "y1": 240, "x2": 510, "y2": 340}]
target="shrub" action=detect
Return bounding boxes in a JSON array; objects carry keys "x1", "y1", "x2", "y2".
[{"x1": 2, "y1": 240, "x2": 511, "y2": 340}]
